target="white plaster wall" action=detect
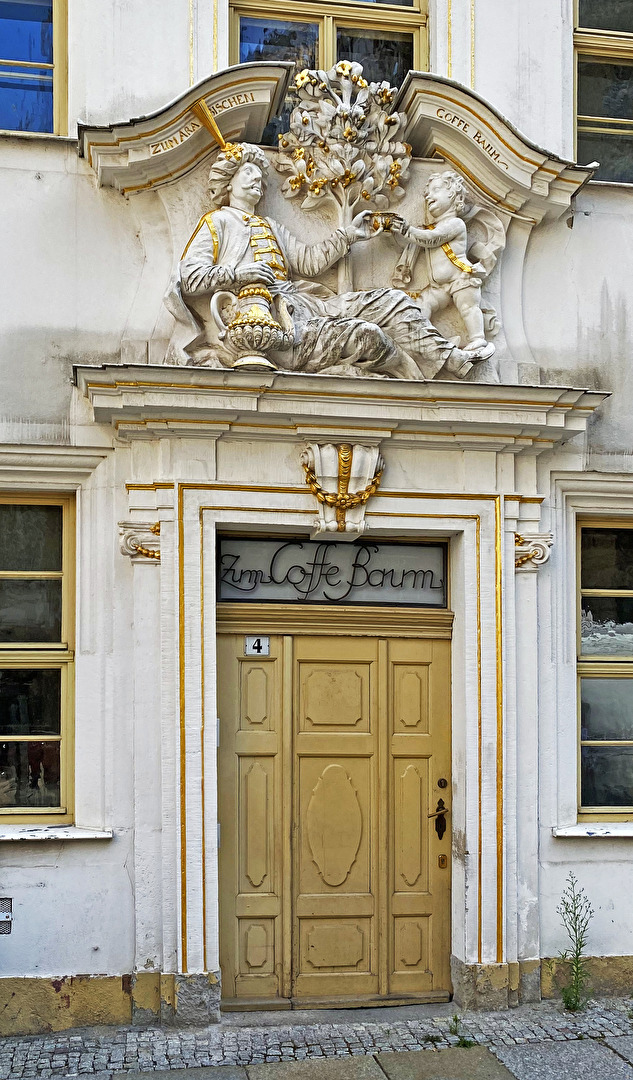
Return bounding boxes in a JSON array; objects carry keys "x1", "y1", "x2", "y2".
[
  {"x1": 68, "y1": 0, "x2": 191, "y2": 133},
  {"x1": 0, "y1": 138, "x2": 145, "y2": 426},
  {"x1": 473, "y1": 0, "x2": 574, "y2": 160},
  {"x1": 523, "y1": 185, "x2": 633, "y2": 460}
]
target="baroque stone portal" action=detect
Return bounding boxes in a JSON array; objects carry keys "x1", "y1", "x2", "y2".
[{"x1": 165, "y1": 62, "x2": 505, "y2": 381}]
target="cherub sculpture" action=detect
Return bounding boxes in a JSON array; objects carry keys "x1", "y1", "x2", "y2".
[{"x1": 391, "y1": 171, "x2": 504, "y2": 359}]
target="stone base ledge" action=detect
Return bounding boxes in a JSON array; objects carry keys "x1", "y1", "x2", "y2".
[
  {"x1": 451, "y1": 956, "x2": 541, "y2": 1010},
  {"x1": 0, "y1": 971, "x2": 220, "y2": 1037},
  {"x1": 541, "y1": 955, "x2": 633, "y2": 1000}
]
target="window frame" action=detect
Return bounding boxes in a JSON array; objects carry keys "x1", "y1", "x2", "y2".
[
  {"x1": 230, "y1": 0, "x2": 428, "y2": 83},
  {"x1": 0, "y1": 493, "x2": 75, "y2": 824},
  {"x1": 0, "y1": 0, "x2": 68, "y2": 137},
  {"x1": 577, "y1": 517, "x2": 633, "y2": 821},
  {"x1": 574, "y1": 1, "x2": 633, "y2": 182}
]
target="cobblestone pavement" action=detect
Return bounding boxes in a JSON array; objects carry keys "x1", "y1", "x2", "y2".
[{"x1": 2, "y1": 999, "x2": 633, "y2": 1078}]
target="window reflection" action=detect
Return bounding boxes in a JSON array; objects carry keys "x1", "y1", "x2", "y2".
[
  {"x1": 579, "y1": 1, "x2": 633, "y2": 34},
  {"x1": 0, "y1": 0, "x2": 53, "y2": 133},
  {"x1": 239, "y1": 17, "x2": 319, "y2": 145},
  {"x1": 581, "y1": 745, "x2": 633, "y2": 807},
  {"x1": 0, "y1": 741, "x2": 60, "y2": 808},
  {"x1": 336, "y1": 27, "x2": 414, "y2": 87},
  {"x1": 0, "y1": 669, "x2": 61, "y2": 737}
]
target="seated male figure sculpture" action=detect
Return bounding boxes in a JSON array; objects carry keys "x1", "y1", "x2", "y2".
[{"x1": 169, "y1": 143, "x2": 491, "y2": 379}]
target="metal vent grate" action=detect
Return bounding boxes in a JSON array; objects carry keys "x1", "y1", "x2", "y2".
[{"x1": 0, "y1": 898, "x2": 12, "y2": 934}]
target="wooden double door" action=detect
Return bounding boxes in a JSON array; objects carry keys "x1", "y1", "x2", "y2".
[{"x1": 217, "y1": 607, "x2": 452, "y2": 1008}]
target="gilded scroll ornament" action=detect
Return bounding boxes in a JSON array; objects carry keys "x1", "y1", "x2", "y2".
[
  {"x1": 119, "y1": 521, "x2": 161, "y2": 561},
  {"x1": 514, "y1": 531, "x2": 553, "y2": 570}
]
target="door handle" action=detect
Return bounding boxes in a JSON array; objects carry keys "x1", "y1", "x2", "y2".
[{"x1": 428, "y1": 798, "x2": 449, "y2": 840}]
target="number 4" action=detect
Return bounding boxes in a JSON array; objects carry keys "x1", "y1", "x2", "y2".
[{"x1": 251, "y1": 638, "x2": 263, "y2": 653}]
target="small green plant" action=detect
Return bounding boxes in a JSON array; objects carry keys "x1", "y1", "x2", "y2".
[
  {"x1": 422, "y1": 1033, "x2": 441, "y2": 1044},
  {"x1": 448, "y1": 1013, "x2": 461, "y2": 1036},
  {"x1": 557, "y1": 871, "x2": 594, "y2": 1011},
  {"x1": 447, "y1": 1014, "x2": 475, "y2": 1048}
]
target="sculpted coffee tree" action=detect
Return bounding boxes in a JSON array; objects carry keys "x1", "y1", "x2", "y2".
[{"x1": 275, "y1": 61, "x2": 412, "y2": 290}]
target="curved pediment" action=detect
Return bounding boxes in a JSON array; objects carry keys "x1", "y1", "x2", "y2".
[
  {"x1": 395, "y1": 73, "x2": 593, "y2": 222},
  {"x1": 77, "y1": 61, "x2": 600, "y2": 386},
  {"x1": 78, "y1": 61, "x2": 293, "y2": 194}
]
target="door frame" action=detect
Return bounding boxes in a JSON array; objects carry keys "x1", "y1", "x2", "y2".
[{"x1": 217, "y1": 601, "x2": 454, "y2": 1009}]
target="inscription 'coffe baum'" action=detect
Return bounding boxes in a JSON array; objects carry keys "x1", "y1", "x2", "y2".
[{"x1": 435, "y1": 107, "x2": 509, "y2": 169}]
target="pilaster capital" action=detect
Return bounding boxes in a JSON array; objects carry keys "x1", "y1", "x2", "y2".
[
  {"x1": 118, "y1": 520, "x2": 161, "y2": 561},
  {"x1": 514, "y1": 531, "x2": 553, "y2": 571}
]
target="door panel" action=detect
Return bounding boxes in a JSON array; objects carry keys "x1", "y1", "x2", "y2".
[
  {"x1": 218, "y1": 635, "x2": 289, "y2": 1002},
  {"x1": 293, "y1": 637, "x2": 379, "y2": 998},
  {"x1": 218, "y1": 621, "x2": 451, "y2": 1007},
  {"x1": 389, "y1": 639, "x2": 451, "y2": 994}
]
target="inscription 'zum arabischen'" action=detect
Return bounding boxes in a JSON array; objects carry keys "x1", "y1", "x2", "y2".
[
  {"x1": 436, "y1": 107, "x2": 509, "y2": 170},
  {"x1": 150, "y1": 91, "x2": 257, "y2": 155}
]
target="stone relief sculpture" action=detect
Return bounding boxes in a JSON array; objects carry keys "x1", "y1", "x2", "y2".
[
  {"x1": 390, "y1": 171, "x2": 505, "y2": 358},
  {"x1": 165, "y1": 62, "x2": 504, "y2": 382}
]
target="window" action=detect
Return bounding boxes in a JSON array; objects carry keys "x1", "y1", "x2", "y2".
[
  {"x1": 578, "y1": 523, "x2": 633, "y2": 817},
  {"x1": 231, "y1": 0, "x2": 426, "y2": 143},
  {"x1": 0, "y1": 496, "x2": 74, "y2": 823},
  {"x1": 0, "y1": 0, "x2": 67, "y2": 135},
  {"x1": 575, "y1": 1, "x2": 633, "y2": 182}
]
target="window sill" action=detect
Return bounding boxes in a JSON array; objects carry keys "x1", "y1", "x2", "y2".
[
  {"x1": 552, "y1": 824, "x2": 633, "y2": 838},
  {"x1": 587, "y1": 179, "x2": 633, "y2": 191},
  {"x1": 0, "y1": 825, "x2": 113, "y2": 842},
  {"x1": 0, "y1": 129, "x2": 73, "y2": 143}
]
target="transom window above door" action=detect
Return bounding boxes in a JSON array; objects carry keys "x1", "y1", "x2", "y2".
[{"x1": 231, "y1": 0, "x2": 427, "y2": 143}]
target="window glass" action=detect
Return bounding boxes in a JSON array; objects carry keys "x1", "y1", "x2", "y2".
[
  {"x1": 0, "y1": 499, "x2": 71, "y2": 818},
  {"x1": 0, "y1": 741, "x2": 60, "y2": 808},
  {"x1": 0, "y1": 669, "x2": 61, "y2": 736},
  {"x1": 239, "y1": 17, "x2": 319, "y2": 145},
  {"x1": 581, "y1": 596, "x2": 633, "y2": 656},
  {"x1": 0, "y1": 504, "x2": 62, "y2": 571},
  {"x1": 581, "y1": 745, "x2": 633, "y2": 807},
  {"x1": 0, "y1": 580, "x2": 62, "y2": 642},
  {"x1": 336, "y1": 27, "x2": 414, "y2": 87},
  {"x1": 581, "y1": 527, "x2": 633, "y2": 588},
  {"x1": 0, "y1": 69, "x2": 53, "y2": 131},
  {"x1": 578, "y1": 1, "x2": 633, "y2": 35},
  {"x1": 0, "y1": 1, "x2": 52, "y2": 65},
  {"x1": 239, "y1": 17, "x2": 318, "y2": 68},
  {"x1": 577, "y1": 130, "x2": 633, "y2": 182},
  {"x1": 581, "y1": 678, "x2": 633, "y2": 740},
  {"x1": 0, "y1": 0, "x2": 53, "y2": 133},
  {"x1": 578, "y1": 60, "x2": 633, "y2": 119}
]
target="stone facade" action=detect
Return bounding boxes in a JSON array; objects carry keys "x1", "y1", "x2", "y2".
[{"x1": 2, "y1": 0, "x2": 633, "y2": 1035}]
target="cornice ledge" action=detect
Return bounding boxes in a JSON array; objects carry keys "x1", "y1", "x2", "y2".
[
  {"x1": 78, "y1": 61, "x2": 293, "y2": 193},
  {"x1": 395, "y1": 72, "x2": 594, "y2": 222},
  {"x1": 75, "y1": 365, "x2": 609, "y2": 448},
  {"x1": 0, "y1": 443, "x2": 109, "y2": 485}
]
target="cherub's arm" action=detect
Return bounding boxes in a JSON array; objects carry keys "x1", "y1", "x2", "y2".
[{"x1": 397, "y1": 216, "x2": 465, "y2": 249}]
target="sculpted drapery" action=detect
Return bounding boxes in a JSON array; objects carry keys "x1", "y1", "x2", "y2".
[{"x1": 166, "y1": 142, "x2": 487, "y2": 380}]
